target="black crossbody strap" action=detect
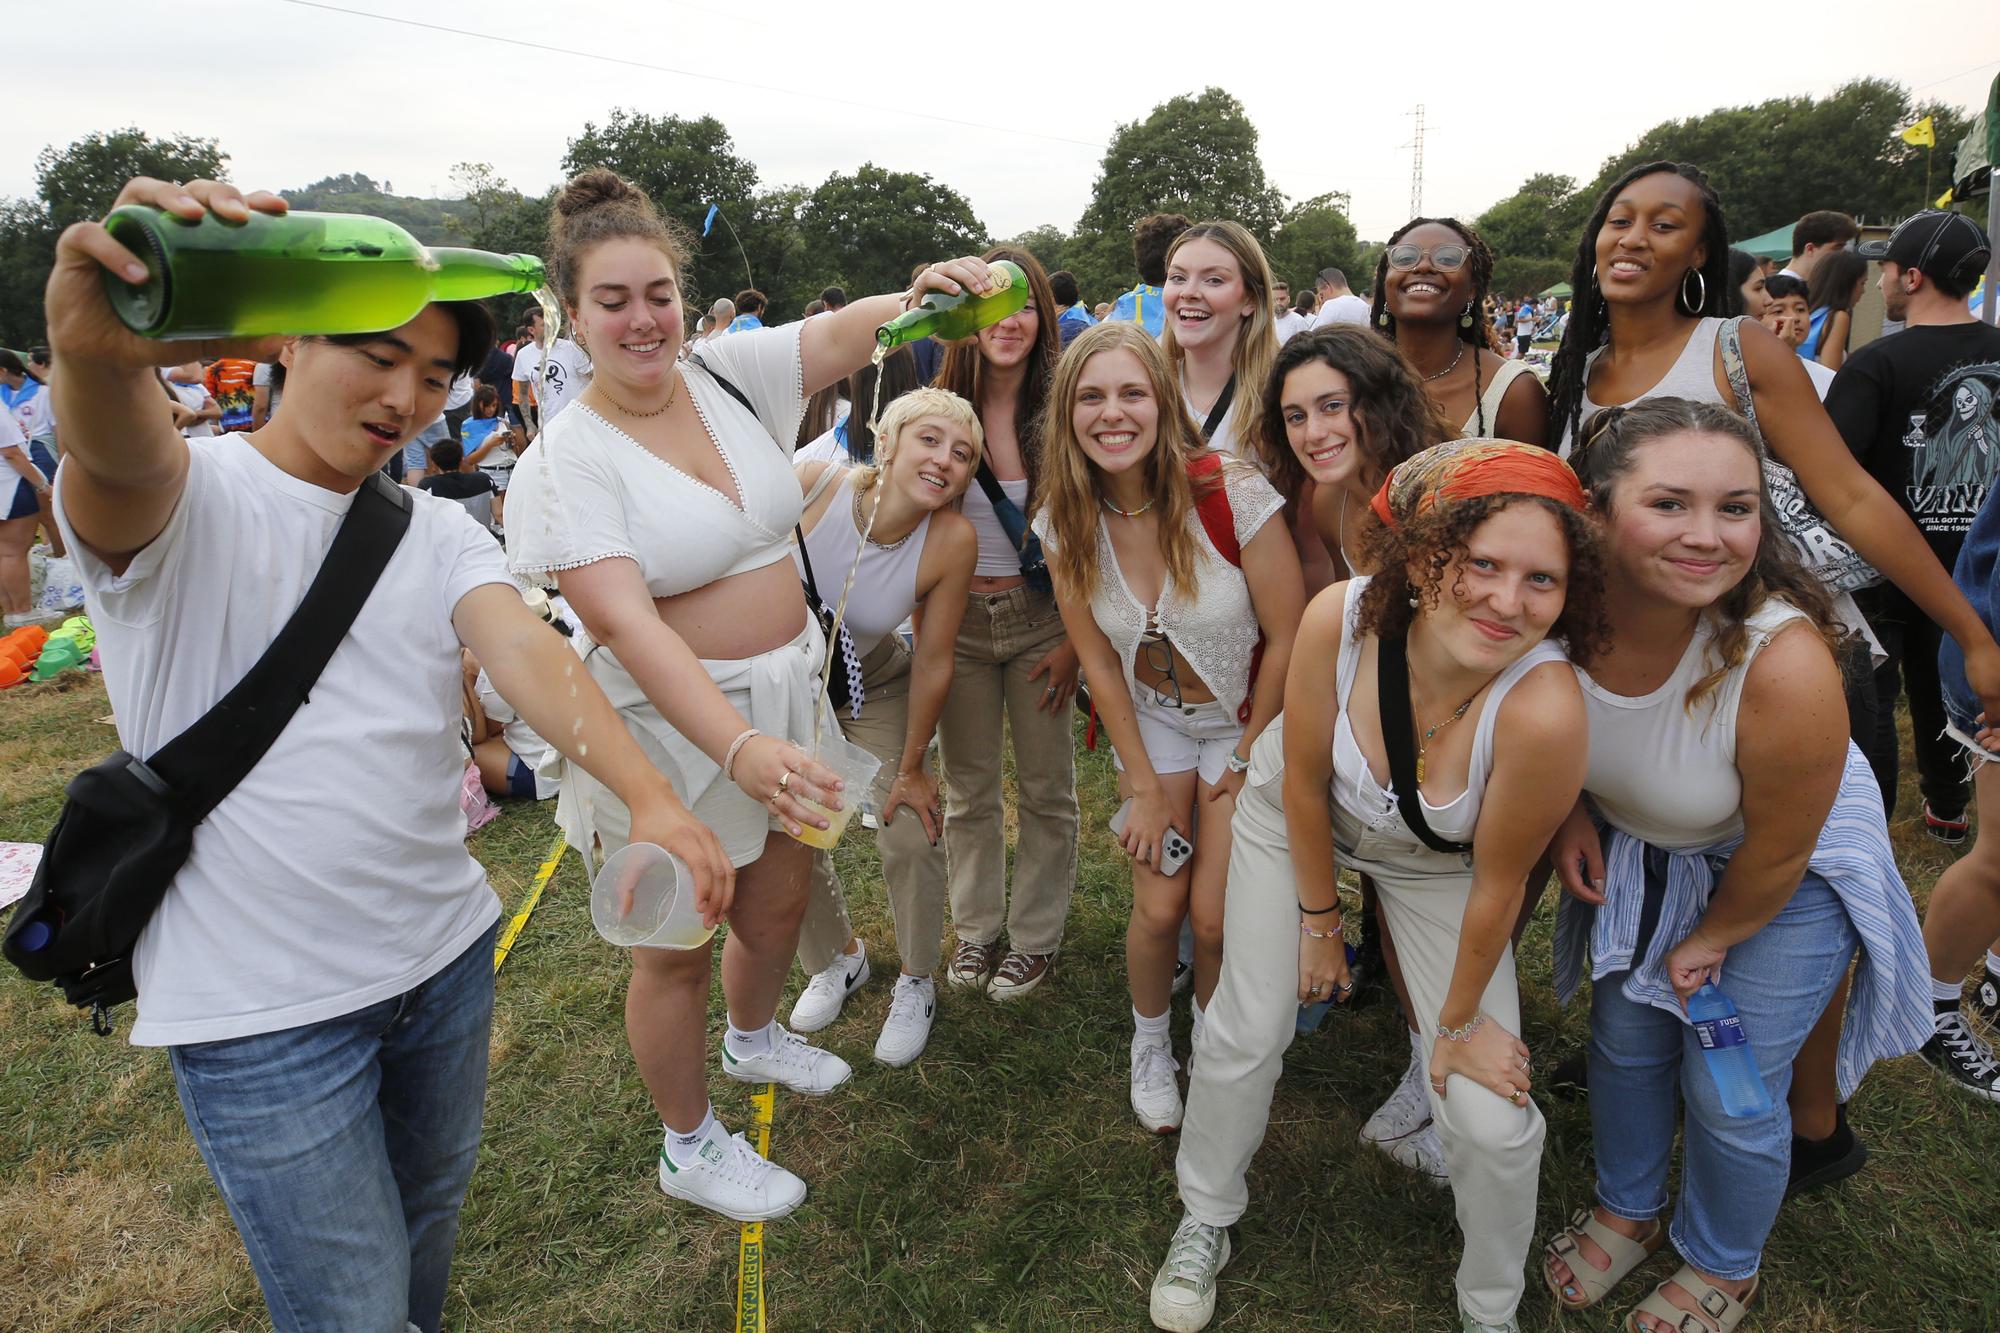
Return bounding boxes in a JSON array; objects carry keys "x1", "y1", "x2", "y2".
[
  {"x1": 1198, "y1": 373, "x2": 1237, "y2": 443},
  {"x1": 146, "y1": 472, "x2": 413, "y2": 821},
  {"x1": 1375, "y1": 628, "x2": 1474, "y2": 856}
]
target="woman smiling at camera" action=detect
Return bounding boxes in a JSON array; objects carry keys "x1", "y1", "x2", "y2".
[
  {"x1": 507, "y1": 168, "x2": 997, "y2": 1224},
  {"x1": 1033, "y1": 321, "x2": 1305, "y2": 1135},
  {"x1": 1151, "y1": 439, "x2": 1606, "y2": 1333}
]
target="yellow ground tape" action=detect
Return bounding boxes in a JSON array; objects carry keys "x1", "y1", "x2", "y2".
[
  {"x1": 493, "y1": 831, "x2": 567, "y2": 974},
  {"x1": 735, "y1": 1083, "x2": 776, "y2": 1333}
]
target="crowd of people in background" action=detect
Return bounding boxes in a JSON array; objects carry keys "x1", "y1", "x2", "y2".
[{"x1": 16, "y1": 156, "x2": 2000, "y2": 1333}]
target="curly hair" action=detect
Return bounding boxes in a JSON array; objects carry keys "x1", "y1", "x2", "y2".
[
  {"x1": 1254, "y1": 326, "x2": 1455, "y2": 507},
  {"x1": 1035, "y1": 322, "x2": 1222, "y2": 604},
  {"x1": 1569, "y1": 397, "x2": 1843, "y2": 711},
  {"x1": 1352, "y1": 494, "x2": 1610, "y2": 668}
]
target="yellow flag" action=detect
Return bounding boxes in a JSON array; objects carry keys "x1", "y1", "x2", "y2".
[
  {"x1": 1938, "y1": 184, "x2": 1957, "y2": 208},
  {"x1": 1902, "y1": 115, "x2": 1936, "y2": 148}
]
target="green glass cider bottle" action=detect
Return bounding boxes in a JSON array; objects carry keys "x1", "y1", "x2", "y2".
[
  {"x1": 100, "y1": 206, "x2": 547, "y2": 340},
  {"x1": 875, "y1": 259, "x2": 1029, "y2": 349}
]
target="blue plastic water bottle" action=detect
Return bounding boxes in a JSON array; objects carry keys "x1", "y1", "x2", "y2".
[
  {"x1": 1295, "y1": 944, "x2": 1359, "y2": 1035},
  {"x1": 1688, "y1": 981, "x2": 1772, "y2": 1117}
]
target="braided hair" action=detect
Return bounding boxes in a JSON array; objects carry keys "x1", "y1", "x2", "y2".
[
  {"x1": 1545, "y1": 161, "x2": 1732, "y2": 451},
  {"x1": 1369, "y1": 217, "x2": 1502, "y2": 434}
]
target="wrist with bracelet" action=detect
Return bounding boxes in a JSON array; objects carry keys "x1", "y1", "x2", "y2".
[
  {"x1": 1298, "y1": 917, "x2": 1343, "y2": 941},
  {"x1": 1225, "y1": 749, "x2": 1250, "y2": 775},
  {"x1": 722, "y1": 728, "x2": 762, "y2": 783},
  {"x1": 1436, "y1": 1012, "x2": 1486, "y2": 1043}
]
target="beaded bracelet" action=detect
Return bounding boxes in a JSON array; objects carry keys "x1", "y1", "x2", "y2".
[
  {"x1": 1436, "y1": 1013, "x2": 1487, "y2": 1044},
  {"x1": 1299, "y1": 920, "x2": 1344, "y2": 941},
  {"x1": 722, "y1": 728, "x2": 761, "y2": 783}
]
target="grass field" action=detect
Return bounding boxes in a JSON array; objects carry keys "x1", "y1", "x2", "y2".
[{"x1": 4, "y1": 669, "x2": 1998, "y2": 1331}]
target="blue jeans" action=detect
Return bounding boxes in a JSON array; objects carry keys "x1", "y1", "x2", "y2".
[
  {"x1": 1588, "y1": 873, "x2": 1856, "y2": 1280},
  {"x1": 169, "y1": 921, "x2": 498, "y2": 1333}
]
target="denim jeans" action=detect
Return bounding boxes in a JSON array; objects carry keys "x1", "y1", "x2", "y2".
[
  {"x1": 169, "y1": 921, "x2": 499, "y2": 1333},
  {"x1": 1588, "y1": 873, "x2": 1856, "y2": 1280}
]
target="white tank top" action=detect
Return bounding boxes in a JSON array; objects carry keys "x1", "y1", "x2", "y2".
[
  {"x1": 1328, "y1": 578, "x2": 1570, "y2": 883},
  {"x1": 795, "y1": 471, "x2": 931, "y2": 656},
  {"x1": 1557, "y1": 317, "x2": 1725, "y2": 457},
  {"x1": 1460, "y1": 358, "x2": 1536, "y2": 439},
  {"x1": 964, "y1": 476, "x2": 1029, "y2": 578},
  {"x1": 1579, "y1": 599, "x2": 1808, "y2": 850}
]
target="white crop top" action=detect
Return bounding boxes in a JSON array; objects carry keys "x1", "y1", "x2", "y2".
[
  {"x1": 965, "y1": 475, "x2": 1030, "y2": 579},
  {"x1": 1579, "y1": 598, "x2": 1808, "y2": 850},
  {"x1": 1331, "y1": 576, "x2": 1569, "y2": 848},
  {"x1": 506, "y1": 324, "x2": 807, "y2": 597},
  {"x1": 1032, "y1": 460, "x2": 1284, "y2": 719},
  {"x1": 794, "y1": 470, "x2": 931, "y2": 655}
]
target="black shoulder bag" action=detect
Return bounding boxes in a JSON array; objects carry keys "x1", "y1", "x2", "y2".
[
  {"x1": 1375, "y1": 628, "x2": 1475, "y2": 856},
  {"x1": 2, "y1": 473, "x2": 414, "y2": 1033},
  {"x1": 971, "y1": 463, "x2": 1053, "y2": 595},
  {"x1": 1196, "y1": 374, "x2": 1236, "y2": 444}
]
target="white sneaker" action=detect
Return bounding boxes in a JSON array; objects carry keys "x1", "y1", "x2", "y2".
[
  {"x1": 721, "y1": 1024, "x2": 853, "y2": 1096},
  {"x1": 1149, "y1": 1212, "x2": 1231, "y2": 1331},
  {"x1": 1361, "y1": 1049, "x2": 1432, "y2": 1147},
  {"x1": 658, "y1": 1126, "x2": 807, "y2": 1222},
  {"x1": 1386, "y1": 1117, "x2": 1451, "y2": 1188},
  {"x1": 1131, "y1": 1036, "x2": 1184, "y2": 1134},
  {"x1": 790, "y1": 941, "x2": 871, "y2": 1033},
  {"x1": 874, "y1": 975, "x2": 936, "y2": 1068}
]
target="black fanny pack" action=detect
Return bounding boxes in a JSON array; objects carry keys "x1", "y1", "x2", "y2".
[{"x1": 3, "y1": 473, "x2": 412, "y2": 1032}]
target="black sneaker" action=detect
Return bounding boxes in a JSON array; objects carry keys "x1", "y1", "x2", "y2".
[
  {"x1": 1971, "y1": 970, "x2": 2000, "y2": 1031},
  {"x1": 1923, "y1": 801, "x2": 1969, "y2": 846},
  {"x1": 1786, "y1": 1102, "x2": 1868, "y2": 1199},
  {"x1": 1920, "y1": 1008, "x2": 2000, "y2": 1102}
]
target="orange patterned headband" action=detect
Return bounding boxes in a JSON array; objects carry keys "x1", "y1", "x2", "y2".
[{"x1": 1370, "y1": 438, "x2": 1588, "y2": 529}]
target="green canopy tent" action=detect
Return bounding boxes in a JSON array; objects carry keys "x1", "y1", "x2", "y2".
[
  {"x1": 1736, "y1": 224, "x2": 1794, "y2": 261},
  {"x1": 1537, "y1": 281, "x2": 1572, "y2": 299}
]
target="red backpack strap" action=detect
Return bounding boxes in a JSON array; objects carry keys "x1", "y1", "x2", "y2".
[{"x1": 1187, "y1": 452, "x2": 1240, "y2": 567}]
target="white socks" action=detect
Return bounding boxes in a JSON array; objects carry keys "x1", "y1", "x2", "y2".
[
  {"x1": 725, "y1": 1020, "x2": 775, "y2": 1060},
  {"x1": 1987, "y1": 949, "x2": 2000, "y2": 979},
  {"x1": 1934, "y1": 975, "x2": 1968, "y2": 1005},
  {"x1": 1190, "y1": 998, "x2": 1207, "y2": 1051},
  {"x1": 664, "y1": 1105, "x2": 718, "y2": 1167},
  {"x1": 1133, "y1": 1006, "x2": 1171, "y2": 1046}
]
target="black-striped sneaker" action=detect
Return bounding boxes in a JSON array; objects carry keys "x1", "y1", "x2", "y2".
[
  {"x1": 1923, "y1": 801, "x2": 1969, "y2": 846},
  {"x1": 1920, "y1": 1007, "x2": 2000, "y2": 1102}
]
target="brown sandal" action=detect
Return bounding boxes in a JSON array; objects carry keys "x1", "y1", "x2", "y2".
[
  {"x1": 1623, "y1": 1266, "x2": 1758, "y2": 1333},
  {"x1": 1543, "y1": 1207, "x2": 1666, "y2": 1310}
]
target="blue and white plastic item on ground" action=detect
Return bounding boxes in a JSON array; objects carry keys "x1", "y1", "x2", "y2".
[{"x1": 1688, "y1": 981, "x2": 1773, "y2": 1117}]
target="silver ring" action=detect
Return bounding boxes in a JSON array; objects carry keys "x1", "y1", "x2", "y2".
[
  {"x1": 1338, "y1": 980, "x2": 1354, "y2": 992},
  {"x1": 1518, "y1": 1057, "x2": 1530, "y2": 1071},
  {"x1": 1308, "y1": 984, "x2": 1322, "y2": 995}
]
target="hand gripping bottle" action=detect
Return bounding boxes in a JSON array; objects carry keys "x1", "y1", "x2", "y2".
[{"x1": 1688, "y1": 981, "x2": 1773, "y2": 1117}]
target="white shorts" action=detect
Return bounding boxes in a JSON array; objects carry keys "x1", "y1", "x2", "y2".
[{"x1": 1112, "y1": 693, "x2": 1244, "y2": 787}]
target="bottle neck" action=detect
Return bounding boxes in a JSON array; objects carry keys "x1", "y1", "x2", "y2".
[{"x1": 427, "y1": 248, "x2": 546, "y2": 300}]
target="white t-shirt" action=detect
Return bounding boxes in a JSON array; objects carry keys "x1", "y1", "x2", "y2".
[
  {"x1": 1802, "y1": 358, "x2": 1837, "y2": 400},
  {"x1": 513, "y1": 338, "x2": 592, "y2": 425},
  {"x1": 167, "y1": 380, "x2": 216, "y2": 438},
  {"x1": 444, "y1": 371, "x2": 476, "y2": 413},
  {"x1": 251, "y1": 362, "x2": 284, "y2": 421},
  {"x1": 53, "y1": 434, "x2": 514, "y2": 1046},
  {"x1": 1273, "y1": 309, "x2": 1310, "y2": 344},
  {"x1": 1313, "y1": 293, "x2": 1371, "y2": 328},
  {"x1": 476, "y1": 668, "x2": 560, "y2": 799}
]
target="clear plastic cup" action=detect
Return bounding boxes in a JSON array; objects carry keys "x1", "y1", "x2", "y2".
[
  {"x1": 589, "y1": 842, "x2": 715, "y2": 949},
  {"x1": 789, "y1": 724, "x2": 883, "y2": 850}
]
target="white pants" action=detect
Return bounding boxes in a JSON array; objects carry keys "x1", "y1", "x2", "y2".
[{"x1": 1174, "y1": 724, "x2": 1544, "y2": 1325}]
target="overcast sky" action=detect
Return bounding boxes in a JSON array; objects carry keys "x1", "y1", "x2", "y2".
[{"x1": 12, "y1": 1, "x2": 2000, "y2": 249}]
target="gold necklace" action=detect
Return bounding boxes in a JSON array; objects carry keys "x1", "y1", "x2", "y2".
[
  {"x1": 595, "y1": 369, "x2": 682, "y2": 419},
  {"x1": 1414, "y1": 682, "x2": 1483, "y2": 784}
]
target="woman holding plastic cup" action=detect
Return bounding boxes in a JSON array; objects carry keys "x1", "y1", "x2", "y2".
[
  {"x1": 785, "y1": 387, "x2": 982, "y2": 1066},
  {"x1": 506, "y1": 167, "x2": 1001, "y2": 1223}
]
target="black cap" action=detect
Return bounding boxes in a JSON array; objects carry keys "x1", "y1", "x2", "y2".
[{"x1": 1858, "y1": 210, "x2": 1991, "y2": 286}]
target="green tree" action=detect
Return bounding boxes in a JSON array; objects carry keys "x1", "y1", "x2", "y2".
[
  {"x1": 562, "y1": 109, "x2": 759, "y2": 311},
  {"x1": 33, "y1": 128, "x2": 229, "y2": 232},
  {"x1": 0, "y1": 200, "x2": 56, "y2": 351},
  {"x1": 793, "y1": 164, "x2": 986, "y2": 313},
  {"x1": 1068, "y1": 88, "x2": 1286, "y2": 299},
  {"x1": 1475, "y1": 173, "x2": 1590, "y2": 295},
  {"x1": 1265, "y1": 194, "x2": 1361, "y2": 297},
  {"x1": 1001, "y1": 224, "x2": 1071, "y2": 276},
  {"x1": 1587, "y1": 79, "x2": 1973, "y2": 237}
]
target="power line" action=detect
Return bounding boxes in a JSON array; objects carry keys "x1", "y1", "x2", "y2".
[
  {"x1": 1910, "y1": 58, "x2": 2000, "y2": 95},
  {"x1": 1407, "y1": 105, "x2": 1425, "y2": 219}
]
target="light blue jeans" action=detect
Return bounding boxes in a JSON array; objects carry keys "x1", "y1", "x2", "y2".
[
  {"x1": 1589, "y1": 872, "x2": 1856, "y2": 1280},
  {"x1": 169, "y1": 921, "x2": 498, "y2": 1333}
]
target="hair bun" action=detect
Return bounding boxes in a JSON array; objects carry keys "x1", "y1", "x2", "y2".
[{"x1": 556, "y1": 168, "x2": 644, "y2": 218}]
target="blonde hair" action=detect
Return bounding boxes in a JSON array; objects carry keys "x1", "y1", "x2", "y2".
[
  {"x1": 1036, "y1": 322, "x2": 1221, "y2": 604},
  {"x1": 1160, "y1": 221, "x2": 1279, "y2": 426},
  {"x1": 854, "y1": 386, "x2": 984, "y2": 497}
]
